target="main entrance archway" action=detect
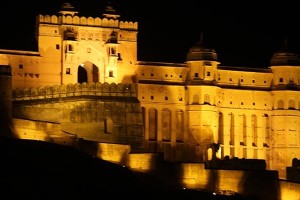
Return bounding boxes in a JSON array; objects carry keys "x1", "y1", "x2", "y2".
[{"x1": 77, "y1": 61, "x2": 99, "y2": 83}]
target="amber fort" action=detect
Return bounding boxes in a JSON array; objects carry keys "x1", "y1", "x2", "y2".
[{"x1": 0, "y1": 2, "x2": 300, "y2": 199}]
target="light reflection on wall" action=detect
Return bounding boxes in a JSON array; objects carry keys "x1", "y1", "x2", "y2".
[
  {"x1": 127, "y1": 153, "x2": 158, "y2": 172},
  {"x1": 96, "y1": 143, "x2": 130, "y2": 165},
  {"x1": 279, "y1": 181, "x2": 300, "y2": 200}
]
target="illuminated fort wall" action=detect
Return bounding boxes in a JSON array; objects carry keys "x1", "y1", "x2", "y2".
[
  {"x1": 12, "y1": 82, "x2": 145, "y2": 147},
  {"x1": 12, "y1": 118, "x2": 77, "y2": 145},
  {"x1": 0, "y1": 2, "x2": 299, "y2": 181},
  {"x1": 138, "y1": 61, "x2": 300, "y2": 179},
  {"x1": 36, "y1": 13, "x2": 138, "y2": 86},
  {"x1": 76, "y1": 141, "x2": 299, "y2": 200}
]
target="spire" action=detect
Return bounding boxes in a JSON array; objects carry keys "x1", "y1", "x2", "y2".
[
  {"x1": 281, "y1": 37, "x2": 288, "y2": 51},
  {"x1": 199, "y1": 32, "x2": 204, "y2": 45},
  {"x1": 284, "y1": 37, "x2": 288, "y2": 47}
]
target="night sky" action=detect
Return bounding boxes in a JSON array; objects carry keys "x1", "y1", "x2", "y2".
[{"x1": 0, "y1": 0, "x2": 299, "y2": 68}]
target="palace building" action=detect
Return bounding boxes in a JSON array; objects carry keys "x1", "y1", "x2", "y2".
[{"x1": 1, "y1": 2, "x2": 300, "y2": 181}]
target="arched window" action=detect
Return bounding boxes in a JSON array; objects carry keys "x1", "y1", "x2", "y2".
[
  {"x1": 192, "y1": 95, "x2": 199, "y2": 104},
  {"x1": 229, "y1": 113, "x2": 234, "y2": 146},
  {"x1": 240, "y1": 114, "x2": 247, "y2": 146},
  {"x1": 251, "y1": 114, "x2": 257, "y2": 146},
  {"x1": 229, "y1": 113, "x2": 235, "y2": 157},
  {"x1": 264, "y1": 114, "x2": 270, "y2": 147},
  {"x1": 162, "y1": 108, "x2": 171, "y2": 141},
  {"x1": 204, "y1": 94, "x2": 210, "y2": 105},
  {"x1": 104, "y1": 118, "x2": 113, "y2": 134},
  {"x1": 176, "y1": 109, "x2": 184, "y2": 142},
  {"x1": 277, "y1": 100, "x2": 284, "y2": 109},
  {"x1": 149, "y1": 108, "x2": 157, "y2": 141},
  {"x1": 288, "y1": 100, "x2": 295, "y2": 109},
  {"x1": 218, "y1": 112, "x2": 224, "y2": 145},
  {"x1": 68, "y1": 44, "x2": 73, "y2": 51}
]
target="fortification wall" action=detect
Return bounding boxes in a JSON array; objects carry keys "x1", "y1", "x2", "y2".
[
  {"x1": 76, "y1": 139, "x2": 132, "y2": 166},
  {"x1": 279, "y1": 180, "x2": 300, "y2": 200},
  {"x1": 12, "y1": 118, "x2": 77, "y2": 146},
  {"x1": 76, "y1": 140, "x2": 298, "y2": 199},
  {"x1": 12, "y1": 82, "x2": 143, "y2": 146},
  {"x1": 12, "y1": 82, "x2": 137, "y2": 100}
]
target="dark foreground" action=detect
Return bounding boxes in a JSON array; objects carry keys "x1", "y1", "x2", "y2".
[{"x1": 0, "y1": 137, "x2": 249, "y2": 199}]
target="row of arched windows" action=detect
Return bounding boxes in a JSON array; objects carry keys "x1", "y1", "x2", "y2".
[
  {"x1": 277, "y1": 99, "x2": 299, "y2": 110},
  {"x1": 192, "y1": 94, "x2": 211, "y2": 105},
  {"x1": 218, "y1": 112, "x2": 270, "y2": 159},
  {"x1": 146, "y1": 108, "x2": 184, "y2": 142}
]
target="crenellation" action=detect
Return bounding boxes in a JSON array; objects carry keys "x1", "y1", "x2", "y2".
[
  {"x1": 73, "y1": 16, "x2": 80, "y2": 24},
  {"x1": 81, "y1": 82, "x2": 88, "y2": 95},
  {"x1": 80, "y1": 16, "x2": 87, "y2": 25},
  {"x1": 87, "y1": 17, "x2": 94, "y2": 26},
  {"x1": 12, "y1": 82, "x2": 137, "y2": 100},
  {"x1": 65, "y1": 15, "x2": 73, "y2": 24},
  {"x1": 45, "y1": 86, "x2": 53, "y2": 98},
  {"x1": 44, "y1": 15, "x2": 52, "y2": 23},
  {"x1": 51, "y1": 15, "x2": 58, "y2": 24},
  {"x1": 38, "y1": 14, "x2": 138, "y2": 30},
  {"x1": 120, "y1": 21, "x2": 138, "y2": 30},
  {"x1": 1, "y1": 2, "x2": 300, "y2": 194},
  {"x1": 110, "y1": 82, "x2": 117, "y2": 96},
  {"x1": 101, "y1": 18, "x2": 108, "y2": 26}
]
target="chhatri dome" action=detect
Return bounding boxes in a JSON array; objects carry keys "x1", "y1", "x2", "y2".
[
  {"x1": 270, "y1": 38, "x2": 300, "y2": 66},
  {"x1": 58, "y1": 2, "x2": 78, "y2": 16},
  {"x1": 186, "y1": 33, "x2": 218, "y2": 62}
]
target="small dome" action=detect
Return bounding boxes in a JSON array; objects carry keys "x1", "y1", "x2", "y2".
[
  {"x1": 270, "y1": 39, "x2": 300, "y2": 66},
  {"x1": 102, "y1": 2, "x2": 120, "y2": 19},
  {"x1": 60, "y1": 3, "x2": 76, "y2": 12},
  {"x1": 186, "y1": 34, "x2": 218, "y2": 61},
  {"x1": 270, "y1": 51, "x2": 300, "y2": 66},
  {"x1": 58, "y1": 2, "x2": 78, "y2": 16},
  {"x1": 104, "y1": 3, "x2": 117, "y2": 15}
]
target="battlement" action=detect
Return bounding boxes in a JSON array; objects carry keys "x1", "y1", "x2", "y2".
[
  {"x1": 13, "y1": 82, "x2": 137, "y2": 101},
  {"x1": 38, "y1": 14, "x2": 138, "y2": 30}
]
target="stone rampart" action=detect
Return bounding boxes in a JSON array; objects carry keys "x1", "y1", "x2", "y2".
[
  {"x1": 76, "y1": 140, "x2": 298, "y2": 200},
  {"x1": 12, "y1": 82, "x2": 137, "y2": 101}
]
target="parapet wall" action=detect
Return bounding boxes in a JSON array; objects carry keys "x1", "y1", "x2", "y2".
[
  {"x1": 38, "y1": 14, "x2": 138, "y2": 30},
  {"x1": 12, "y1": 118, "x2": 77, "y2": 145},
  {"x1": 76, "y1": 140, "x2": 297, "y2": 199},
  {"x1": 12, "y1": 82, "x2": 137, "y2": 101}
]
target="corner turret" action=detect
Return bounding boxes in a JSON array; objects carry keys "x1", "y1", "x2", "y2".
[
  {"x1": 186, "y1": 33, "x2": 219, "y2": 82},
  {"x1": 269, "y1": 38, "x2": 300, "y2": 86},
  {"x1": 270, "y1": 38, "x2": 300, "y2": 66}
]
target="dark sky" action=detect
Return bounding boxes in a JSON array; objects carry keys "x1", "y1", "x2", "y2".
[{"x1": 0, "y1": 0, "x2": 299, "y2": 68}]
